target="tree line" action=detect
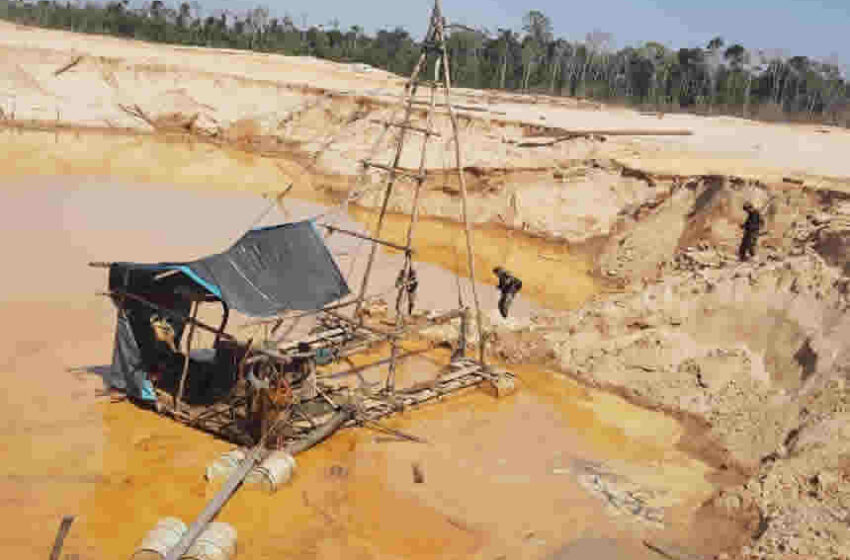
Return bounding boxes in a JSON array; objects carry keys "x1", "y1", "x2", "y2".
[{"x1": 2, "y1": 1, "x2": 848, "y2": 126}]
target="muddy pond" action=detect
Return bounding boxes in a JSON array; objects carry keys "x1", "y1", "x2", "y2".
[{"x1": 1, "y1": 141, "x2": 731, "y2": 559}]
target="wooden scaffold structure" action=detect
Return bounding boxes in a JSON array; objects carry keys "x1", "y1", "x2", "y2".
[{"x1": 87, "y1": 3, "x2": 515, "y2": 558}]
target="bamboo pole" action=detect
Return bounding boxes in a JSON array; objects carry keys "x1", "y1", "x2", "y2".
[
  {"x1": 320, "y1": 223, "x2": 412, "y2": 253},
  {"x1": 174, "y1": 301, "x2": 199, "y2": 412},
  {"x1": 437, "y1": 6, "x2": 486, "y2": 365}
]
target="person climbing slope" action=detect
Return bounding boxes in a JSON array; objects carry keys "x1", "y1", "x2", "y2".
[
  {"x1": 493, "y1": 266, "x2": 522, "y2": 318},
  {"x1": 739, "y1": 201, "x2": 763, "y2": 262}
]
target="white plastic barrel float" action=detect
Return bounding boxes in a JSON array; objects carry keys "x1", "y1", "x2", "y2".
[
  {"x1": 245, "y1": 451, "x2": 297, "y2": 493},
  {"x1": 204, "y1": 449, "x2": 248, "y2": 482},
  {"x1": 179, "y1": 522, "x2": 238, "y2": 560},
  {"x1": 205, "y1": 449, "x2": 296, "y2": 493},
  {"x1": 131, "y1": 517, "x2": 187, "y2": 560}
]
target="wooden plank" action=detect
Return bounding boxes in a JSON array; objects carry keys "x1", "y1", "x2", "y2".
[{"x1": 49, "y1": 515, "x2": 75, "y2": 560}]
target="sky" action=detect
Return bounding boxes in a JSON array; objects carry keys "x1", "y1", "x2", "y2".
[{"x1": 190, "y1": 0, "x2": 849, "y2": 67}]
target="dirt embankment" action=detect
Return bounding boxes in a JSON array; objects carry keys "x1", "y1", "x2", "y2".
[
  {"x1": 467, "y1": 175, "x2": 850, "y2": 559},
  {"x1": 3, "y1": 20, "x2": 850, "y2": 235}
]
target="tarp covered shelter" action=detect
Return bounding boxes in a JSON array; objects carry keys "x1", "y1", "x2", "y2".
[{"x1": 106, "y1": 220, "x2": 350, "y2": 400}]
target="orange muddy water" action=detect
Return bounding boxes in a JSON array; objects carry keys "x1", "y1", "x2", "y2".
[{"x1": 1, "y1": 132, "x2": 727, "y2": 560}]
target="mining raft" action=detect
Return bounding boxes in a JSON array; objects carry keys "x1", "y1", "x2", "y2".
[
  {"x1": 91, "y1": 211, "x2": 513, "y2": 560},
  {"x1": 90, "y1": 0, "x2": 517, "y2": 475},
  {"x1": 89, "y1": 218, "x2": 511, "y2": 452}
]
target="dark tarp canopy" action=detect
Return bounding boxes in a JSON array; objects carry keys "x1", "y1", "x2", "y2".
[{"x1": 106, "y1": 219, "x2": 350, "y2": 400}]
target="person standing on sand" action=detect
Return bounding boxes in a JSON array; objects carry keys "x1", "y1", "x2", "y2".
[
  {"x1": 493, "y1": 266, "x2": 522, "y2": 318},
  {"x1": 739, "y1": 201, "x2": 763, "y2": 262}
]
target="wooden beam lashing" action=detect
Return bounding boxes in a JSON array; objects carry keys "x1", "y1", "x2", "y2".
[
  {"x1": 322, "y1": 309, "x2": 396, "y2": 337},
  {"x1": 412, "y1": 79, "x2": 445, "y2": 90},
  {"x1": 369, "y1": 119, "x2": 441, "y2": 137},
  {"x1": 361, "y1": 160, "x2": 426, "y2": 182}
]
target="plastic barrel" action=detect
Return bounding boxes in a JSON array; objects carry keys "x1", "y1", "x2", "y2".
[
  {"x1": 204, "y1": 449, "x2": 248, "y2": 482},
  {"x1": 131, "y1": 517, "x2": 187, "y2": 560},
  {"x1": 179, "y1": 522, "x2": 237, "y2": 560},
  {"x1": 245, "y1": 451, "x2": 297, "y2": 493}
]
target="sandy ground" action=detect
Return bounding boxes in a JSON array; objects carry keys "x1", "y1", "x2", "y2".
[{"x1": 1, "y1": 19, "x2": 849, "y2": 560}]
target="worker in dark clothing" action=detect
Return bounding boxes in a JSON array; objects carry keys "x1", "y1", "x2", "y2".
[
  {"x1": 493, "y1": 266, "x2": 522, "y2": 318},
  {"x1": 739, "y1": 201, "x2": 763, "y2": 262},
  {"x1": 395, "y1": 266, "x2": 419, "y2": 315}
]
